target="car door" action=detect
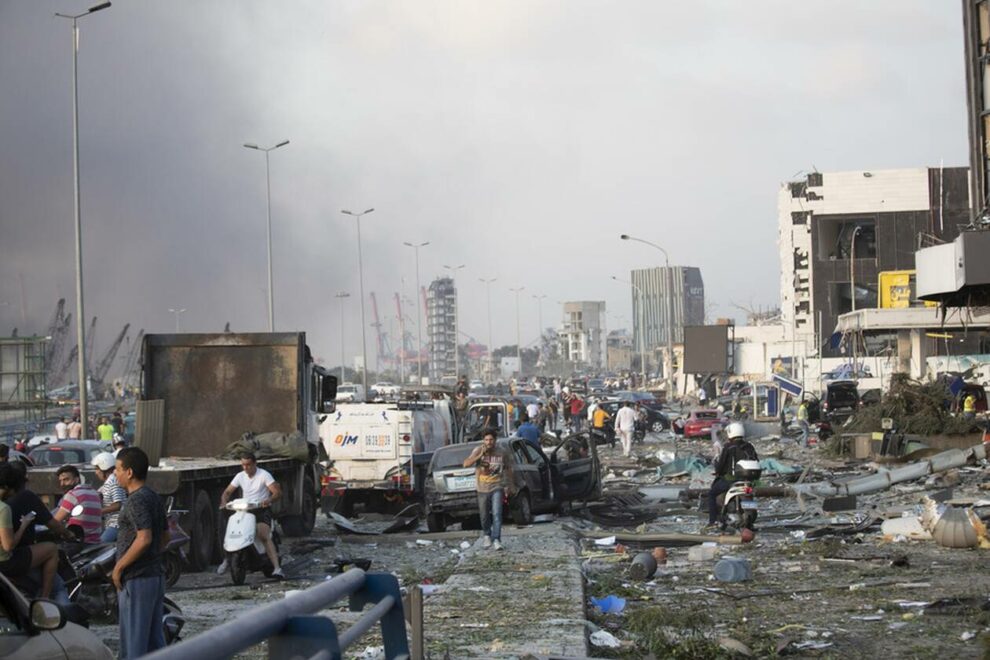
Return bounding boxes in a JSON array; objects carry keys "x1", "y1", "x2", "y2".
[
  {"x1": 0, "y1": 575, "x2": 66, "y2": 660},
  {"x1": 508, "y1": 441, "x2": 541, "y2": 505},
  {"x1": 521, "y1": 443, "x2": 552, "y2": 503},
  {"x1": 550, "y1": 434, "x2": 601, "y2": 502}
]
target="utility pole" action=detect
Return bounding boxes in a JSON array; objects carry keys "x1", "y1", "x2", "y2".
[{"x1": 334, "y1": 292, "x2": 350, "y2": 385}]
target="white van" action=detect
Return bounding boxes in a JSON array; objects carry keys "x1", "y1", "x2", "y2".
[{"x1": 335, "y1": 383, "x2": 366, "y2": 402}]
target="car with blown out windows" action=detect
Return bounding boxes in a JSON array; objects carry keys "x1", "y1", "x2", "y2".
[{"x1": 423, "y1": 434, "x2": 601, "y2": 532}]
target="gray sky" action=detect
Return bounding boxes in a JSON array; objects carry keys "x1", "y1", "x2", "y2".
[{"x1": 0, "y1": 1, "x2": 969, "y2": 375}]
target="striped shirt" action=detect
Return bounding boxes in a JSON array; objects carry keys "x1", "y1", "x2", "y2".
[
  {"x1": 98, "y1": 473, "x2": 127, "y2": 529},
  {"x1": 60, "y1": 484, "x2": 103, "y2": 544}
]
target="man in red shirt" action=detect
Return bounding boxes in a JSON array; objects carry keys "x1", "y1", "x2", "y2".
[
  {"x1": 569, "y1": 395, "x2": 585, "y2": 433},
  {"x1": 54, "y1": 465, "x2": 103, "y2": 544}
]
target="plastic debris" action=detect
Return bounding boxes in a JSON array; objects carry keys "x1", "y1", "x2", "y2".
[
  {"x1": 590, "y1": 595, "x2": 627, "y2": 614},
  {"x1": 594, "y1": 535, "x2": 617, "y2": 546},
  {"x1": 590, "y1": 630, "x2": 622, "y2": 648}
]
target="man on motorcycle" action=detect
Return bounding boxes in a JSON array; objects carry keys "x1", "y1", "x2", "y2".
[
  {"x1": 218, "y1": 453, "x2": 283, "y2": 579},
  {"x1": 53, "y1": 465, "x2": 103, "y2": 544},
  {"x1": 706, "y1": 422, "x2": 758, "y2": 529}
]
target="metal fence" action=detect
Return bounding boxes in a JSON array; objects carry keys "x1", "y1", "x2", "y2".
[{"x1": 144, "y1": 568, "x2": 413, "y2": 660}]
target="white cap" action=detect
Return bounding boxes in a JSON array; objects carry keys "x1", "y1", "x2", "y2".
[{"x1": 91, "y1": 452, "x2": 116, "y2": 471}]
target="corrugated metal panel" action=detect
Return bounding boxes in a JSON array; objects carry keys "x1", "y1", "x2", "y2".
[{"x1": 136, "y1": 399, "x2": 165, "y2": 466}]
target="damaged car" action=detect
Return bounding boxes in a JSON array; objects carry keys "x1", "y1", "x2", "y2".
[{"x1": 424, "y1": 434, "x2": 601, "y2": 532}]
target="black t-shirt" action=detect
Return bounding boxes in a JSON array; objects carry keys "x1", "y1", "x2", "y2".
[
  {"x1": 8, "y1": 490, "x2": 53, "y2": 548},
  {"x1": 111, "y1": 415, "x2": 124, "y2": 434},
  {"x1": 115, "y1": 485, "x2": 167, "y2": 582}
]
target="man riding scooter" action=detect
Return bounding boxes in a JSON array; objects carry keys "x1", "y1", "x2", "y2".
[
  {"x1": 217, "y1": 453, "x2": 283, "y2": 579},
  {"x1": 705, "y1": 422, "x2": 758, "y2": 531}
]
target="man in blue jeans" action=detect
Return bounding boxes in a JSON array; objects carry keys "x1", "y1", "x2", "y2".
[
  {"x1": 112, "y1": 447, "x2": 167, "y2": 659},
  {"x1": 463, "y1": 431, "x2": 514, "y2": 551}
]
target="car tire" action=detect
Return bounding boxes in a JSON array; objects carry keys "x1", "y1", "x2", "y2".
[
  {"x1": 426, "y1": 512, "x2": 446, "y2": 533},
  {"x1": 650, "y1": 420, "x2": 665, "y2": 433},
  {"x1": 511, "y1": 491, "x2": 533, "y2": 526},
  {"x1": 282, "y1": 474, "x2": 317, "y2": 537}
]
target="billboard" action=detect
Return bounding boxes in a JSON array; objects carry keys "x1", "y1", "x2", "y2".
[{"x1": 682, "y1": 325, "x2": 730, "y2": 374}]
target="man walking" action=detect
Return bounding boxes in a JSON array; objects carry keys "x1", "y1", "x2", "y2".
[
  {"x1": 614, "y1": 402, "x2": 638, "y2": 457},
  {"x1": 463, "y1": 431, "x2": 514, "y2": 551},
  {"x1": 54, "y1": 417, "x2": 69, "y2": 441},
  {"x1": 67, "y1": 416, "x2": 83, "y2": 440},
  {"x1": 796, "y1": 398, "x2": 810, "y2": 448},
  {"x1": 113, "y1": 447, "x2": 168, "y2": 659}
]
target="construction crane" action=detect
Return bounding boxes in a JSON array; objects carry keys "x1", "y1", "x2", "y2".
[
  {"x1": 44, "y1": 299, "x2": 73, "y2": 382},
  {"x1": 120, "y1": 328, "x2": 144, "y2": 390},
  {"x1": 369, "y1": 292, "x2": 393, "y2": 370},
  {"x1": 91, "y1": 323, "x2": 129, "y2": 398},
  {"x1": 85, "y1": 316, "x2": 97, "y2": 368},
  {"x1": 53, "y1": 344, "x2": 77, "y2": 386}
]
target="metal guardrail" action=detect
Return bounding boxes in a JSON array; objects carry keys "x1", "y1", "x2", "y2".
[{"x1": 144, "y1": 568, "x2": 412, "y2": 660}]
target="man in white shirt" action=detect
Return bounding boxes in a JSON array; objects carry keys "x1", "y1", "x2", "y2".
[
  {"x1": 614, "y1": 402, "x2": 639, "y2": 457},
  {"x1": 526, "y1": 401, "x2": 540, "y2": 420},
  {"x1": 218, "y1": 453, "x2": 283, "y2": 578},
  {"x1": 54, "y1": 417, "x2": 69, "y2": 441}
]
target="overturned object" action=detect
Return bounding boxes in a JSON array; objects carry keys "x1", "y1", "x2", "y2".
[{"x1": 931, "y1": 507, "x2": 983, "y2": 549}]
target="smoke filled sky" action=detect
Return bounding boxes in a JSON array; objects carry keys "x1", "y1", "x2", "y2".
[{"x1": 0, "y1": 1, "x2": 968, "y2": 375}]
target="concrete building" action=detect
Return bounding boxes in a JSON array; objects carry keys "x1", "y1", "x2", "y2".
[
  {"x1": 630, "y1": 266, "x2": 704, "y2": 370},
  {"x1": 426, "y1": 277, "x2": 457, "y2": 382},
  {"x1": 560, "y1": 301, "x2": 606, "y2": 368},
  {"x1": 606, "y1": 329, "x2": 633, "y2": 371},
  {"x1": 778, "y1": 167, "x2": 969, "y2": 360}
]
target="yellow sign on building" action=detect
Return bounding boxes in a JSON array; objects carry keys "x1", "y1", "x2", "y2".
[{"x1": 878, "y1": 270, "x2": 936, "y2": 308}]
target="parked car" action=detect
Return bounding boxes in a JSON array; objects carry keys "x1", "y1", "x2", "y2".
[
  {"x1": 587, "y1": 379, "x2": 606, "y2": 395},
  {"x1": 682, "y1": 409, "x2": 725, "y2": 438},
  {"x1": 612, "y1": 391, "x2": 657, "y2": 404},
  {"x1": 0, "y1": 571, "x2": 112, "y2": 659},
  {"x1": 27, "y1": 440, "x2": 112, "y2": 467},
  {"x1": 424, "y1": 434, "x2": 601, "y2": 532},
  {"x1": 822, "y1": 381, "x2": 859, "y2": 424}
]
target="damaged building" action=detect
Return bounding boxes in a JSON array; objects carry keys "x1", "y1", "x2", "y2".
[
  {"x1": 778, "y1": 167, "x2": 970, "y2": 364},
  {"x1": 559, "y1": 301, "x2": 606, "y2": 369}
]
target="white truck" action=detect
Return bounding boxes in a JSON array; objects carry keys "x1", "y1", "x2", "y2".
[{"x1": 320, "y1": 399, "x2": 456, "y2": 516}]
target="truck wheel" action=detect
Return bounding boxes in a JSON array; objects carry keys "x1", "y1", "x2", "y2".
[
  {"x1": 511, "y1": 491, "x2": 533, "y2": 526},
  {"x1": 229, "y1": 552, "x2": 246, "y2": 585},
  {"x1": 189, "y1": 490, "x2": 215, "y2": 572},
  {"x1": 282, "y1": 475, "x2": 317, "y2": 537},
  {"x1": 426, "y1": 512, "x2": 446, "y2": 533},
  {"x1": 164, "y1": 552, "x2": 182, "y2": 588}
]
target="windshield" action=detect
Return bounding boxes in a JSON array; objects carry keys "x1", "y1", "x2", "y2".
[
  {"x1": 29, "y1": 447, "x2": 98, "y2": 466},
  {"x1": 829, "y1": 388, "x2": 858, "y2": 406},
  {"x1": 432, "y1": 444, "x2": 480, "y2": 470},
  {"x1": 694, "y1": 411, "x2": 719, "y2": 420}
]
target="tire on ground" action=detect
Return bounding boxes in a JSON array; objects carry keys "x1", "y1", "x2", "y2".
[{"x1": 188, "y1": 490, "x2": 216, "y2": 572}]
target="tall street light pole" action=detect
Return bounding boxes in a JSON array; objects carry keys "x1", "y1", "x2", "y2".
[
  {"x1": 509, "y1": 287, "x2": 525, "y2": 377},
  {"x1": 342, "y1": 208, "x2": 375, "y2": 395},
  {"x1": 849, "y1": 225, "x2": 863, "y2": 379},
  {"x1": 479, "y1": 277, "x2": 497, "y2": 381},
  {"x1": 612, "y1": 276, "x2": 647, "y2": 385},
  {"x1": 168, "y1": 308, "x2": 186, "y2": 333},
  {"x1": 444, "y1": 264, "x2": 466, "y2": 379},
  {"x1": 403, "y1": 241, "x2": 430, "y2": 384},
  {"x1": 243, "y1": 139, "x2": 290, "y2": 331},
  {"x1": 55, "y1": 1, "x2": 111, "y2": 432},
  {"x1": 532, "y1": 294, "x2": 546, "y2": 374},
  {"x1": 334, "y1": 292, "x2": 350, "y2": 385},
  {"x1": 620, "y1": 234, "x2": 676, "y2": 396}
]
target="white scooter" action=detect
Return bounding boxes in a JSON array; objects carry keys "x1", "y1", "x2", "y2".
[
  {"x1": 718, "y1": 460, "x2": 762, "y2": 532},
  {"x1": 222, "y1": 499, "x2": 280, "y2": 585}
]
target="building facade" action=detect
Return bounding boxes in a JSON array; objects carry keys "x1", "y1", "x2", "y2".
[
  {"x1": 559, "y1": 301, "x2": 606, "y2": 368},
  {"x1": 426, "y1": 277, "x2": 457, "y2": 381},
  {"x1": 778, "y1": 167, "x2": 968, "y2": 358},
  {"x1": 630, "y1": 266, "x2": 705, "y2": 366}
]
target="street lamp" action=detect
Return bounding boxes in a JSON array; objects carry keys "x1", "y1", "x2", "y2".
[
  {"x1": 243, "y1": 139, "x2": 290, "y2": 332},
  {"x1": 532, "y1": 294, "x2": 547, "y2": 374},
  {"x1": 849, "y1": 226, "x2": 863, "y2": 380},
  {"x1": 168, "y1": 308, "x2": 186, "y2": 333},
  {"x1": 334, "y1": 292, "x2": 350, "y2": 385},
  {"x1": 444, "y1": 264, "x2": 466, "y2": 380},
  {"x1": 509, "y1": 287, "x2": 525, "y2": 376},
  {"x1": 479, "y1": 277, "x2": 497, "y2": 381},
  {"x1": 612, "y1": 275, "x2": 647, "y2": 385},
  {"x1": 342, "y1": 208, "x2": 375, "y2": 394},
  {"x1": 55, "y1": 1, "x2": 111, "y2": 433},
  {"x1": 403, "y1": 241, "x2": 430, "y2": 384},
  {"x1": 620, "y1": 234, "x2": 676, "y2": 395}
]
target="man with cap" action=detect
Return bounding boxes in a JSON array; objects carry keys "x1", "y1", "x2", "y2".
[
  {"x1": 92, "y1": 452, "x2": 127, "y2": 543},
  {"x1": 113, "y1": 436, "x2": 128, "y2": 457}
]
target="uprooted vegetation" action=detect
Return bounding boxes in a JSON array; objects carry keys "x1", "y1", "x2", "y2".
[{"x1": 846, "y1": 374, "x2": 980, "y2": 435}]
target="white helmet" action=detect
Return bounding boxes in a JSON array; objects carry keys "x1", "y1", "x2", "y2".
[
  {"x1": 91, "y1": 452, "x2": 115, "y2": 472},
  {"x1": 725, "y1": 422, "x2": 746, "y2": 440}
]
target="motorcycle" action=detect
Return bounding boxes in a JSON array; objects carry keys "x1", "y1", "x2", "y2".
[
  {"x1": 222, "y1": 499, "x2": 281, "y2": 585},
  {"x1": 163, "y1": 498, "x2": 190, "y2": 588},
  {"x1": 716, "y1": 459, "x2": 761, "y2": 532},
  {"x1": 589, "y1": 426, "x2": 616, "y2": 448}
]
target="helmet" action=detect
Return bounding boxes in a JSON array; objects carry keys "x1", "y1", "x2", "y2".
[
  {"x1": 725, "y1": 422, "x2": 746, "y2": 440},
  {"x1": 91, "y1": 452, "x2": 115, "y2": 472}
]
